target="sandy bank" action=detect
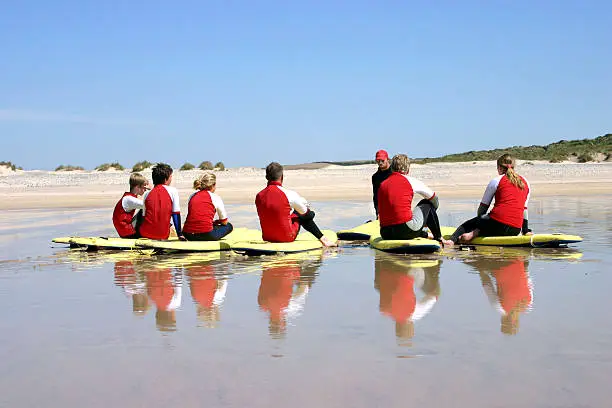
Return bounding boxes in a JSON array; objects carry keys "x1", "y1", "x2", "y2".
[{"x1": 0, "y1": 161, "x2": 610, "y2": 210}]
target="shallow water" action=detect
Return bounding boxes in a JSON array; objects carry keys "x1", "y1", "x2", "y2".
[{"x1": 0, "y1": 197, "x2": 611, "y2": 407}]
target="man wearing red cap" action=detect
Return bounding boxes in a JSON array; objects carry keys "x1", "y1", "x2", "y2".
[{"x1": 372, "y1": 149, "x2": 392, "y2": 218}]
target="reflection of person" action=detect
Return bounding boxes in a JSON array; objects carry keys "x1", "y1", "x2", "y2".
[
  {"x1": 447, "y1": 154, "x2": 532, "y2": 246},
  {"x1": 374, "y1": 253, "x2": 441, "y2": 343},
  {"x1": 257, "y1": 255, "x2": 323, "y2": 339},
  {"x1": 471, "y1": 257, "x2": 533, "y2": 335},
  {"x1": 372, "y1": 149, "x2": 392, "y2": 218},
  {"x1": 113, "y1": 260, "x2": 150, "y2": 315},
  {"x1": 187, "y1": 261, "x2": 228, "y2": 328},
  {"x1": 145, "y1": 267, "x2": 182, "y2": 332}
]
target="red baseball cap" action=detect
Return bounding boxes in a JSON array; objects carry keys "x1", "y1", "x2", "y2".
[{"x1": 375, "y1": 150, "x2": 389, "y2": 160}]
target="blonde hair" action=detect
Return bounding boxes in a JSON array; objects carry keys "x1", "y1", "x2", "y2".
[
  {"x1": 497, "y1": 154, "x2": 524, "y2": 189},
  {"x1": 391, "y1": 154, "x2": 410, "y2": 173},
  {"x1": 129, "y1": 173, "x2": 147, "y2": 189},
  {"x1": 193, "y1": 172, "x2": 216, "y2": 191}
]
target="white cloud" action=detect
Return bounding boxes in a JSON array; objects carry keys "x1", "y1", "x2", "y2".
[{"x1": 0, "y1": 109, "x2": 152, "y2": 126}]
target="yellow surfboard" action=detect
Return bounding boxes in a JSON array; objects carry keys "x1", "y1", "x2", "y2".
[
  {"x1": 369, "y1": 235, "x2": 441, "y2": 254},
  {"x1": 231, "y1": 230, "x2": 338, "y2": 256},
  {"x1": 337, "y1": 220, "x2": 380, "y2": 240},
  {"x1": 134, "y1": 228, "x2": 262, "y2": 252},
  {"x1": 52, "y1": 236, "x2": 150, "y2": 250},
  {"x1": 440, "y1": 226, "x2": 583, "y2": 248}
]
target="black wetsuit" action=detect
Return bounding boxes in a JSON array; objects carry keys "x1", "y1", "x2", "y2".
[{"x1": 372, "y1": 167, "x2": 392, "y2": 217}]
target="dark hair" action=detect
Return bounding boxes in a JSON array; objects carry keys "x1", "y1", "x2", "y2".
[
  {"x1": 152, "y1": 163, "x2": 173, "y2": 185},
  {"x1": 265, "y1": 162, "x2": 283, "y2": 181}
]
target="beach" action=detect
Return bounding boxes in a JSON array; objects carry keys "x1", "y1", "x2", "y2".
[
  {"x1": 0, "y1": 163, "x2": 611, "y2": 408},
  {"x1": 1, "y1": 160, "x2": 611, "y2": 211}
]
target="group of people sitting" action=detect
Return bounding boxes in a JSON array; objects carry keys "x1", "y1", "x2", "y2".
[
  {"x1": 112, "y1": 150, "x2": 532, "y2": 248},
  {"x1": 371, "y1": 149, "x2": 532, "y2": 247},
  {"x1": 112, "y1": 162, "x2": 336, "y2": 247}
]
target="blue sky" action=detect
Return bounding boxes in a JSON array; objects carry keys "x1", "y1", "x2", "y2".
[{"x1": 1, "y1": 1, "x2": 610, "y2": 170}]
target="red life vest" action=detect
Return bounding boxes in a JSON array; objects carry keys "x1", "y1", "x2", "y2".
[
  {"x1": 255, "y1": 181, "x2": 300, "y2": 242},
  {"x1": 112, "y1": 192, "x2": 138, "y2": 237},
  {"x1": 140, "y1": 185, "x2": 173, "y2": 240},
  {"x1": 377, "y1": 172, "x2": 414, "y2": 227},
  {"x1": 183, "y1": 190, "x2": 215, "y2": 234},
  {"x1": 489, "y1": 176, "x2": 529, "y2": 228}
]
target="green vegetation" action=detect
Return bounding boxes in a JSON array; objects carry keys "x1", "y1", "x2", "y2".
[
  {"x1": 55, "y1": 165, "x2": 85, "y2": 171},
  {"x1": 215, "y1": 161, "x2": 225, "y2": 171},
  {"x1": 131, "y1": 160, "x2": 154, "y2": 172},
  {"x1": 95, "y1": 162, "x2": 125, "y2": 171},
  {"x1": 0, "y1": 161, "x2": 22, "y2": 171},
  {"x1": 180, "y1": 162, "x2": 195, "y2": 171},
  {"x1": 199, "y1": 161, "x2": 214, "y2": 170},
  {"x1": 413, "y1": 133, "x2": 612, "y2": 164}
]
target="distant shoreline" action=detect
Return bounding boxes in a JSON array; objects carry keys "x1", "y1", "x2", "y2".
[{"x1": 1, "y1": 160, "x2": 611, "y2": 211}]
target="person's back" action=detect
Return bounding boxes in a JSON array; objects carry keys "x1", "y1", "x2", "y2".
[
  {"x1": 377, "y1": 172, "x2": 416, "y2": 227},
  {"x1": 488, "y1": 174, "x2": 530, "y2": 229},
  {"x1": 139, "y1": 163, "x2": 182, "y2": 240},
  {"x1": 183, "y1": 172, "x2": 232, "y2": 241},
  {"x1": 112, "y1": 173, "x2": 149, "y2": 238},
  {"x1": 255, "y1": 162, "x2": 336, "y2": 246},
  {"x1": 256, "y1": 180, "x2": 298, "y2": 242}
]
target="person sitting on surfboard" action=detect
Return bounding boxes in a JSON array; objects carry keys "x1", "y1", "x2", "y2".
[
  {"x1": 183, "y1": 172, "x2": 233, "y2": 241},
  {"x1": 377, "y1": 154, "x2": 445, "y2": 243},
  {"x1": 112, "y1": 172, "x2": 150, "y2": 238},
  {"x1": 372, "y1": 149, "x2": 392, "y2": 219},
  {"x1": 255, "y1": 162, "x2": 336, "y2": 247},
  {"x1": 447, "y1": 154, "x2": 532, "y2": 246},
  {"x1": 139, "y1": 163, "x2": 184, "y2": 240}
]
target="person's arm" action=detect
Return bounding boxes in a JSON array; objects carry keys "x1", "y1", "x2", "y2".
[
  {"x1": 407, "y1": 177, "x2": 439, "y2": 209},
  {"x1": 122, "y1": 195, "x2": 144, "y2": 212},
  {"x1": 479, "y1": 176, "x2": 501, "y2": 217},
  {"x1": 522, "y1": 178, "x2": 532, "y2": 235},
  {"x1": 372, "y1": 174, "x2": 379, "y2": 216},
  {"x1": 211, "y1": 192, "x2": 229, "y2": 225},
  {"x1": 281, "y1": 187, "x2": 309, "y2": 215},
  {"x1": 167, "y1": 186, "x2": 183, "y2": 238}
]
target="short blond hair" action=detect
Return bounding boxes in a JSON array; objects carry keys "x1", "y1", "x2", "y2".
[
  {"x1": 129, "y1": 173, "x2": 147, "y2": 189},
  {"x1": 193, "y1": 172, "x2": 216, "y2": 191},
  {"x1": 391, "y1": 154, "x2": 410, "y2": 173}
]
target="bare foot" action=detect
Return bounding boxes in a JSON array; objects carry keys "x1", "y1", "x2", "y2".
[
  {"x1": 320, "y1": 236, "x2": 337, "y2": 247},
  {"x1": 441, "y1": 239, "x2": 455, "y2": 247},
  {"x1": 459, "y1": 231, "x2": 476, "y2": 242},
  {"x1": 426, "y1": 231, "x2": 434, "y2": 239}
]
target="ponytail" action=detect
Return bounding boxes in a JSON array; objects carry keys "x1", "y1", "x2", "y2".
[
  {"x1": 192, "y1": 172, "x2": 216, "y2": 191},
  {"x1": 497, "y1": 154, "x2": 524, "y2": 189}
]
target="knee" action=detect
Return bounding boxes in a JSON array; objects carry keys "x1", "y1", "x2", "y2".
[
  {"x1": 226, "y1": 223, "x2": 234, "y2": 233},
  {"x1": 299, "y1": 210, "x2": 315, "y2": 221}
]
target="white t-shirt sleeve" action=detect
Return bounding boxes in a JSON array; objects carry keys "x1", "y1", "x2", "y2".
[
  {"x1": 406, "y1": 176, "x2": 435, "y2": 199},
  {"x1": 279, "y1": 186, "x2": 309, "y2": 214},
  {"x1": 481, "y1": 176, "x2": 502, "y2": 206},
  {"x1": 209, "y1": 191, "x2": 228, "y2": 221},
  {"x1": 122, "y1": 195, "x2": 144, "y2": 212},
  {"x1": 164, "y1": 186, "x2": 181, "y2": 213}
]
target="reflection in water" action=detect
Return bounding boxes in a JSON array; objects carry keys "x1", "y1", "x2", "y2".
[
  {"x1": 374, "y1": 252, "x2": 441, "y2": 344},
  {"x1": 113, "y1": 260, "x2": 150, "y2": 315},
  {"x1": 144, "y1": 266, "x2": 183, "y2": 332},
  {"x1": 186, "y1": 260, "x2": 230, "y2": 328},
  {"x1": 465, "y1": 255, "x2": 533, "y2": 335},
  {"x1": 257, "y1": 253, "x2": 323, "y2": 339}
]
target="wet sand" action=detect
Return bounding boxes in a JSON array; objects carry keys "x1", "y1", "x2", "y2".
[{"x1": 0, "y1": 195, "x2": 611, "y2": 407}]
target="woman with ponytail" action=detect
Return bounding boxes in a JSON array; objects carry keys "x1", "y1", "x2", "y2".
[
  {"x1": 183, "y1": 172, "x2": 234, "y2": 241},
  {"x1": 446, "y1": 154, "x2": 532, "y2": 246}
]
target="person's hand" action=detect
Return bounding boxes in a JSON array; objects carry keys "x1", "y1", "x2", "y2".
[{"x1": 524, "y1": 231, "x2": 534, "y2": 236}]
